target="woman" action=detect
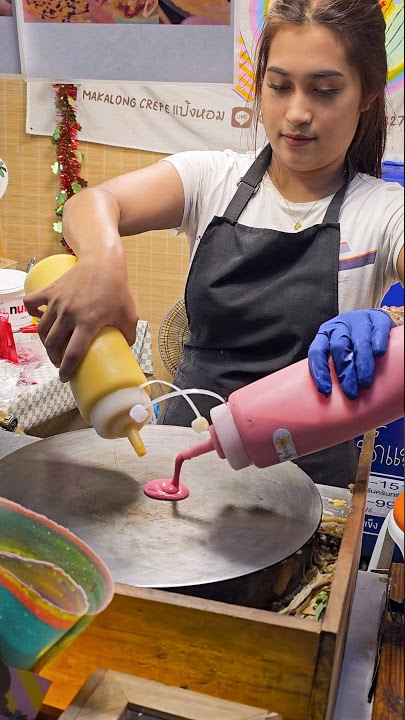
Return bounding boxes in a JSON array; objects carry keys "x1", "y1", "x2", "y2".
[{"x1": 25, "y1": 0, "x2": 404, "y2": 487}]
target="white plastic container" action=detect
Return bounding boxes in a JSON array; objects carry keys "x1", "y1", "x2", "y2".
[{"x1": 0, "y1": 269, "x2": 30, "y2": 331}]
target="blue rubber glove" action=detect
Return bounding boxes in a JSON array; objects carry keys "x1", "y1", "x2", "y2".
[{"x1": 308, "y1": 310, "x2": 395, "y2": 400}]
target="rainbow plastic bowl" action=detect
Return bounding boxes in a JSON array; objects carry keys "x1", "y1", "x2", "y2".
[
  {"x1": 0, "y1": 498, "x2": 114, "y2": 670},
  {"x1": 0, "y1": 552, "x2": 89, "y2": 670}
]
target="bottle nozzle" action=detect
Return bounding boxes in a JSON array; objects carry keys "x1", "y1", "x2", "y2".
[
  {"x1": 180, "y1": 437, "x2": 215, "y2": 461},
  {"x1": 127, "y1": 426, "x2": 147, "y2": 457}
]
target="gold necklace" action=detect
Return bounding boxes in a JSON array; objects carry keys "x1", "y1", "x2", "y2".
[{"x1": 271, "y1": 172, "x2": 346, "y2": 231}]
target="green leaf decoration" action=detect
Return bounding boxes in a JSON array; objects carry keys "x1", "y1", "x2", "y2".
[
  {"x1": 71, "y1": 181, "x2": 83, "y2": 193},
  {"x1": 55, "y1": 205, "x2": 64, "y2": 217},
  {"x1": 55, "y1": 191, "x2": 67, "y2": 204},
  {"x1": 74, "y1": 150, "x2": 83, "y2": 163},
  {"x1": 51, "y1": 126, "x2": 61, "y2": 144},
  {"x1": 67, "y1": 96, "x2": 76, "y2": 107},
  {"x1": 51, "y1": 161, "x2": 60, "y2": 175},
  {"x1": 53, "y1": 221, "x2": 63, "y2": 233}
]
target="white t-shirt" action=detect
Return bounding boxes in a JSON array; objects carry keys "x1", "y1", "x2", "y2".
[{"x1": 164, "y1": 149, "x2": 404, "y2": 312}]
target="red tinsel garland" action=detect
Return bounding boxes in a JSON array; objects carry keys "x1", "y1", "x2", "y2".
[{"x1": 52, "y1": 84, "x2": 88, "y2": 254}]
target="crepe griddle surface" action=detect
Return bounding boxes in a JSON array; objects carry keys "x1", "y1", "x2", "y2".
[{"x1": 0, "y1": 426, "x2": 322, "y2": 588}]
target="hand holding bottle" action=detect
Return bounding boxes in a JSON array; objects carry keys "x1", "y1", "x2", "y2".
[
  {"x1": 24, "y1": 252, "x2": 138, "y2": 381},
  {"x1": 308, "y1": 309, "x2": 395, "y2": 399}
]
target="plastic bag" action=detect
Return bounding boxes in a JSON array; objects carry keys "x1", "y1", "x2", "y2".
[{"x1": 0, "y1": 314, "x2": 18, "y2": 364}]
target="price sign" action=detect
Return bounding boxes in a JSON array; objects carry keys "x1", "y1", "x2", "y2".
[
  {"x1": 357, "y1": 419, "x2": 404, "y2": 557},
  {"x1": 366, "y1": 474, "x2": 403, "y2": 518}
]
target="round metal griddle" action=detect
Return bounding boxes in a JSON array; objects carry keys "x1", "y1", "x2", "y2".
[{"x1": 0, "y1": 426, "x2": 322, "y2": 593}]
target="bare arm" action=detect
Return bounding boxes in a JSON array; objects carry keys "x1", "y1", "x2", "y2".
[
  {"x1": 24, "y1": 160, "x2": 185, "y2": 380},
  {"x1": 63, "y1": 159, "x2": 185, "y2": 246}
]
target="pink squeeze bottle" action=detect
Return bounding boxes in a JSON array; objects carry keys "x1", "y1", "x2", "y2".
[{"x1": 181, "y1": 326, "x2": 404, "y2": 471}]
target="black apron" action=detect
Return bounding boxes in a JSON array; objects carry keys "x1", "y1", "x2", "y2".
[{"x1": 159, "y1": 145, "x2": 359, "y2": 488}]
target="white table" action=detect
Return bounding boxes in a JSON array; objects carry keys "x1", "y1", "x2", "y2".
[{"x1": 0, "y1": 320, "x2": 153, "y2": 432}]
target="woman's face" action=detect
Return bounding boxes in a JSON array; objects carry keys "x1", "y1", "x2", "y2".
[{"x1": 261, "y1": 24, "x2": 365, "y2": 175}]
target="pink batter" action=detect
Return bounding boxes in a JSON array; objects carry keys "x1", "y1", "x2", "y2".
[
  {"x1": 144, "y1": 454, "x2": 189, "y2": 501},
  {"x1": 144, "y1": 438, "x2": 214, "y2": 501}
]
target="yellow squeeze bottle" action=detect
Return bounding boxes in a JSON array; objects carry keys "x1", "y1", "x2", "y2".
[{"x1": 24, "y1": 254, "x2": 151, "y2": 456}]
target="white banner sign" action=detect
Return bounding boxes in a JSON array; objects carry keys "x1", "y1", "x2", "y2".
[{"x1": 27, "y1": 81, "x2": 265, "y2": 154}]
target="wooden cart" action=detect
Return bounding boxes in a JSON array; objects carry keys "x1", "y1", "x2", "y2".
[{"x1": 37, "y1": 431, "x2": 375, "y2": 720}]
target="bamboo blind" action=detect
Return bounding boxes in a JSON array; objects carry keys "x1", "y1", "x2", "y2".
[{"x1": 0, "y1": 75, "x2": 190, "y2": 381}]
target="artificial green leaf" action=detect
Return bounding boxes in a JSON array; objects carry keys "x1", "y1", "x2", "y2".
[
  {"x1": 55, "y1": 191, "x2": 67, "y2": 204},
  {"x1": 51, "y1": 126, "x2": 61, "y2": 144},
  {"x1": 71, "y1": 181, "x2": 83, "y2": 193},
  {"x1": 67, "y1": 96, "x2": 76, "y2": 107},
  {"x1": 51, "y1": 161, "x2": 60, "y2": 175},
  {"x1": 55, "y1": 205, "x2": 64, "y2": 217},
  {"x1": 74, "y1": 150, "x2": 83, "y2": 163},
  {"x1": 53, "y1": 221, "x2": 63, "y2": 233}
]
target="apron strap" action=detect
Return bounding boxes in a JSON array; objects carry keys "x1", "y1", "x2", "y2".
[
  {"x1": 322, "y1": 162, "x2": 356, "y2": 224},
  {"x1": 225, "y1": 145, "x2": 356, "y2": 225},
  {"x1": 224, "y1": 145, "x2": 273, "y2": 222}
]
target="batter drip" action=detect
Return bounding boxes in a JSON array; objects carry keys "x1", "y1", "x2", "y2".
[
  {"x1": 143, "y1": 438, "x2": 215, "y2": 501},
  {"x1": 144, "y1": 454, "x2": 189, "y2": 501}
]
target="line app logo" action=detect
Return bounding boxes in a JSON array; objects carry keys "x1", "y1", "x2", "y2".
[{"x1": 231, "y1": 107, "x2": 253, "y2": 129}]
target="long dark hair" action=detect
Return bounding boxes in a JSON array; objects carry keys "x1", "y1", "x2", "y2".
[{"x1": 253, "y1": 0, "x2": 388, "y2": 177}]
